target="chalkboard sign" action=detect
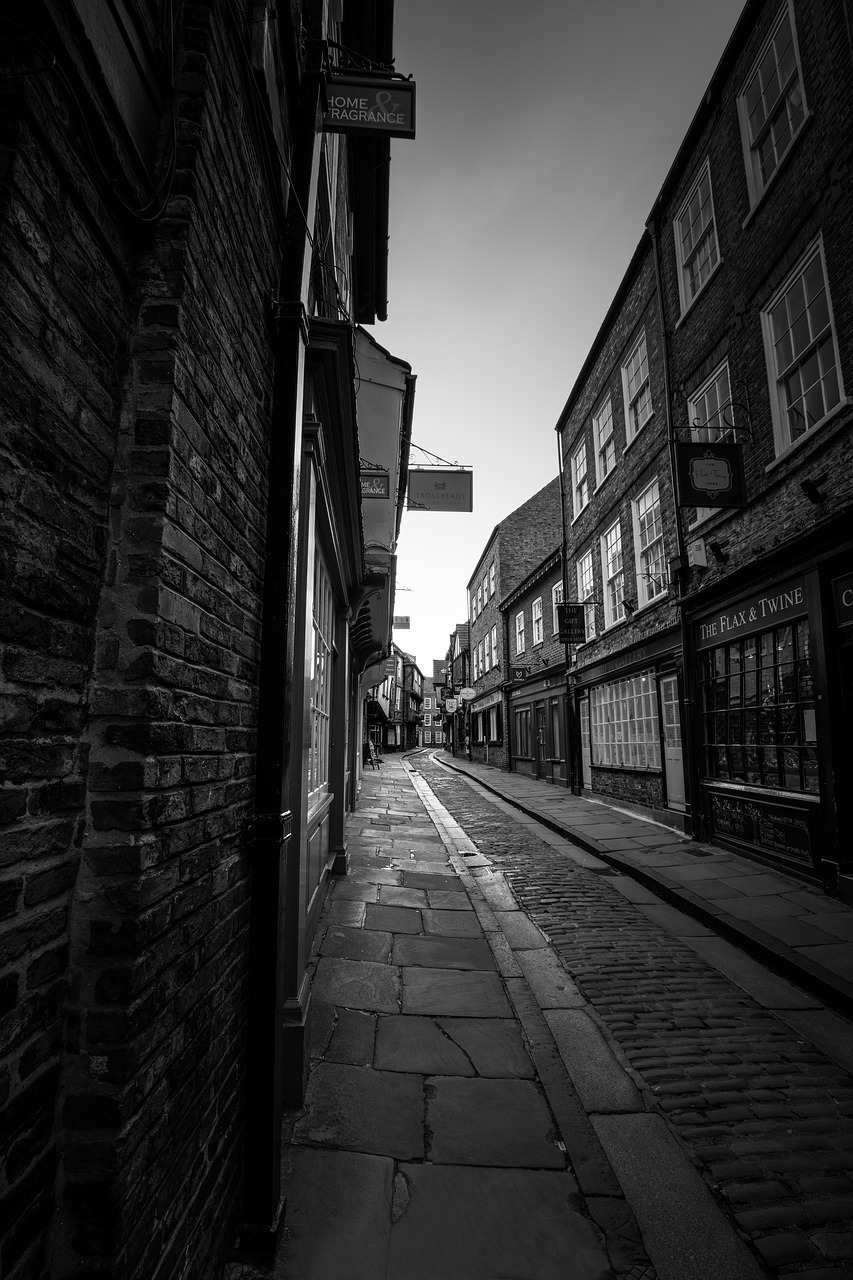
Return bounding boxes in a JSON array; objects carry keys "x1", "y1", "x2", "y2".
[{"x1": 710, "y1": 793, "x2": 812, "y2": 866}]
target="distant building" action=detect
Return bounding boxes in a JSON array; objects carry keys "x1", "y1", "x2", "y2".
[
  {"x1": 466, "y1": 478, "x2": 562, "y2": 767},
  {"x1": 418, "y1": 671, "x2": 446, "y2": 748}
]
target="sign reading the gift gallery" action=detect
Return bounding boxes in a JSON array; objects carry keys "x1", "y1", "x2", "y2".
[
  {"x1": 556, "y1": 603, "x2": 586, "y2": 645},
  {"x1": 323, "y1": 75, "x2": 416, "y2": 139},
  {"x1": 407, "y1": 468, "x2": 473, "y2": 512},
  {"x1": 675, "y1": 442, "x2": 746, "y2": 508}
]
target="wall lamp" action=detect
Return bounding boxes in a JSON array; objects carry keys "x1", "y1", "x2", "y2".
[
  {"x1": 622, "y1": 599, "x2": 636, "y2": 617},
  {"x1": 708, "y1": 540, "x2": 729, "y2": 563},
  {"x1": 800, "y1": 477, "x2": 825, "y2": 505}
]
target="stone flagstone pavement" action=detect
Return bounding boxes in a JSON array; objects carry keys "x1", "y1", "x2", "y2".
[{"x1": 253, "y1": 754, "x2": 767, "y2": 1280}]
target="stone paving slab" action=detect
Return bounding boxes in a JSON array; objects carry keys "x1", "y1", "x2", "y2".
[
  {"x1": 320, "y1": 925, "x2": 393, "y2": 963},
  {"x1": 400, "y1": 871, "x2": 461, "y2": 891},
  {"x1": 294, "y1": 1062, "x2": 424, "y2": 1159},
  {"x1": 387, "y1": 1165, "x2": 610, "y2": 1280},
  {"x1": 374, "y1": 1015, "x2": 474, "y2": 1075},
  {"x1": 379, "y1": 885, "x2": 428, "y2": 908},
  {"x1": 401, "y1": 967, "x2": 512, "y2": 1017},
  {"x1": 425, "y1": 889, "x2": 473, "y2": 910},
  {"x1": 325, "y1": 1008, "x2": 376, "y2": 1066},
  {"x1": 311, "y1": 957, "x2": 399, "y2": 1012},
  {"x1": 426, "y1": 1076, "x2": 565, "y2": 1167},
  {"x1": 435, "y1": 1017, "x2": 535, "y2": 1078},
  {"x1": 391, "y1": 934, "x2": 494, "y2": 971},
  {"x1": 514, "y1": 948, "x2": 587, "y2": 1008},
  {"x1": 545, "y1": 1009, "x2": 643, "y2": 1113},
  {"x1": 279, "y1": 1148, "x2": 393, "y2": 1280},
  {"x1": 493, "y1": 909, "x2": 549, "y2": 949},
  {"x1": 421, "y1": 908, "x2": 483, "y2": 937},
  {"x1": 364, "y1": 904, "x2": 423, "y2": 933}
]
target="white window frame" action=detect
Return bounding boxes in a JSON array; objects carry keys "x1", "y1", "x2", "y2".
[
  {"x1": 483, "y1": 573, "x2": 489, "y2": 602},
  {"x1": 600, "y1": 519, "x2": 625, "y2": 628},
  {"x1": 489, "y1": 563, "x2": 496, "y2": 596},
  {"x1": 593, "y1": 395, "x2": 616, "y2": 487},
  {"x1": 490, "y1": 623, "x2": 498, "y2": 666},
  {"x1": 761, "y1": 237, "x2": 843, "y2": 457},
  {"x1": 476, "y1": 585, "x2": 483, "y2": 616},
  {"x1": 424, "y1": 713, "x2": 432, "y2": 727},
  {"x1": 576, "y1": 549, "x2": 596, "y2": 641},
  {"x1": 532, "y1": 597, "x2": 543, "y2": 645},
  {"x1": 738, "y1": 0, "x2": 807, "y2": 208},
  {"x1": 590, "y1": 672, "x2": 661, "y2": 770},
  {"x1": 571, "y1": 438, "x2": 589, "y2": 518},
  {"x1": 469, "y1": 590, "x2": 475, "y2": 622},
  {"x1": 551, "y1": 581, "x2": 563, "y2": 634},
  {"x1": 424, "y1": 697, "x2": 432, "y2": 710},
  {"x1": 622, "y1": 331, "x2": 653, "y2": 443},
  {"x1": 484, "y1": 631, "x2": 491, "y2": 670},
  {"x1": 674, "y1": 158, "x2": 720, "y2": 315},
  {"x1": 632, "y1": 479, "x2": 666, "y2": 609},
  {"x1": 515, "y1": 611, "x2": 525, "y2": 654},
  {"x1": 688, "y1": 360, "x2": 735, "y2": 527}
]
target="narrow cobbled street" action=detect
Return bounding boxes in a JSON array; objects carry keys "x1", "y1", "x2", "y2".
[{"x1": 267, "y1": 753, "x2": 853, "y2": 1280}]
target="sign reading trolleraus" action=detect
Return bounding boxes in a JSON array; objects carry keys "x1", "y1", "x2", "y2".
[{"x1": 407, "y1": 468, "x2": 473, "y2": 512}]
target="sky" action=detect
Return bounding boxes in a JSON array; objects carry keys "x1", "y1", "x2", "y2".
[{"x1": 365, "y1": 0, "x2": 747, "y2": 677}]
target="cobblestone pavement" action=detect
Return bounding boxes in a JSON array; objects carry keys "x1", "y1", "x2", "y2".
[{"x1": 411, "y1": 753, "x2": 853, "y2": 1280}]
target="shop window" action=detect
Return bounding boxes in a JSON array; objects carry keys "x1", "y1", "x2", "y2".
[
  {"x1": 514, "y1": 707, "x2": 532, "y2": 757},
  {"x1": 738, "y1": 0, "x2": 806, "y2": 206},
  {"x1": 549, "y1": 698, "x2": 562, "y2": 758},
  {"x1": 622, "y1": 331, "x2": 652, "y2": 442},
  {"x1": 590, "y1": 672, "x2": 660, "y2": 769},
  {"x1": 488, "y1": 704, "x2": 502, "y2": 743},
  {"x1": 700, "y1": 618, "x2": 816, "y2": 793},
  {"x1": 761, "y1": 238, "x2": 842, "y2": 455},
  {"x1": 308, "y1": 545, "x2": 334, "y2": 807},
  {"x1": 674, "y1": 158, "x2": 719, "y2": 314},
  {"x1": 633, "y1": 479, "x2": 666, "y2": 607},
  {"x1": 532, "y1": 597, "x2": 543, "y2": 645}
]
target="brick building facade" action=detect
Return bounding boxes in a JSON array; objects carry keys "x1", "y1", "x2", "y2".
[
  {"x1": 556, "y1": 237, "x2": 686, "y2": 824},
  {"x1": 647, "y1": 0, "x2": 853, "y2": 896},
  {"x1": 465, "y1": 478, "x2": 562, "y2": 769},
  {"x1": 0, "y1": 2, "x2": 414, "y2": 1276}
]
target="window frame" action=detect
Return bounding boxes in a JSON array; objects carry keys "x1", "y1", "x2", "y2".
[
  {"x1": 532, "y1": 596, "x2": 543, "y2": 645},
  {"x1": 593, "y1": 394, "x2": 616, "y2": 487},
  {"x1": 571, "y1": 437, "x2": 589, "y2": 518},
  {"x1": 761, "y1": 237, "x2": 844, "y2": 457},
  {"x1": 515, "y1": 611, "x2": 526, "y2": 655},
  {"x1": 484, "y1": 630, "x2": 491, "y2": 670},
  {"x1": 622, "y1": 330, "x2": 653, "y2": 443},
  {"x1": 737, "y1": 0, "x2": 808, "y2": 209},
  {"x1": 590, "y1": 671, "x2": 661, "y2": 770},
  {"x1": 551, "y1": 582, "x2": 563, "y2": 634},
  {"x1": 489, "y1": 563, "x2": 496, "y2": 596},
  {"x1": 600, "y1": 519, "x2": 626, "y2": 629},
  {"x1": 576, "y1": 548, "x2": 596, "y2": 641},
  {"x1": 632, "y1": 478, "x2": 667, "y2": 609},
  {"x1": 674, "y1": 157, "x2": 720, "y2": 316},
  {"x1": 490, "y1": 623, "x2": 498, "y2": 665}
]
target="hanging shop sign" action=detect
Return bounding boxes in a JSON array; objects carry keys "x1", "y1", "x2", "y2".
[
  {"x1": 695, "y1": 577, "x2": 806, "y2": 649},
  {"x1": 556, "y1": 603, "x2": 586, "y2": 645},
  {"x1": 407, "y1": 468, "x2": 473, "y2": 512},
  {"x1": 323, "y1": 75, "x2": 416, "y2": 139},
  {"x1": 360, "y1": 470, "x2": 390, "y2": 498},
  {"x1": 832, "y1": 573, "x2": 853, "y2": 628},
  {"x1": 510, "y1": 666, "x2": 530, "y2": 683},
  {"x1": 444, "y1": 698, "x2": 458, "y2": 713},
  {"x1": 674, "y1": 441, "x2": 746, "y2": 508},
  {"x1": 459, "y1": 687, "x2": 475, "y2": 701},
  {"x1": 393, "y1": 616, "x2": 410, "y2": 629}
]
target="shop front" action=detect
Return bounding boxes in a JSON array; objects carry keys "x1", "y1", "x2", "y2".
[
  {"x1": 507, "y1": 672, "x2": 568, "y2": 784},
  {"x1": 689, "y1": 566, "x2": 851, "y2": 897},
  {"x1": 572, "y1": 628, "x2": 684, "y2": 825}
]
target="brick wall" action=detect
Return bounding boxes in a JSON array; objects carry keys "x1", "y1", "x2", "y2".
[{"x1": 1, "y1": 3, "x2": 290, "y2": 1276}]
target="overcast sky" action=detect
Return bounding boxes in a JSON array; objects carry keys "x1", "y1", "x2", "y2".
[{"x1": 366, "y1": 0, "x2": 746, "y2": 677}]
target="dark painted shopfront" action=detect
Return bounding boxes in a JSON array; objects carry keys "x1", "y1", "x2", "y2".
[
  {"x1": 688, "y1": 564, "x2": 853, "y2": 900},
  {"x1": 571, "y1": 628, "x2": 685, "y2": 825},
  {"x1": 508, "y1": 672, "x2": 568, "y2": 784}
]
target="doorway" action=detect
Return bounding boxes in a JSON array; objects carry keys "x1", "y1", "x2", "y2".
[{"x1": 660, "y1": 674, "x2": 685, "y2": 810}]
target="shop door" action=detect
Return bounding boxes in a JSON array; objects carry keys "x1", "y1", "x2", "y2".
[
  {"x1": 660, "y1": 674, "x2": 685, "y2": 810},
  {"x1": 579, "y1": 696, "x2": 591, "y2": 788},
  {"x1": 535, "y1": 704, "x2": 547, "y2": 776}
]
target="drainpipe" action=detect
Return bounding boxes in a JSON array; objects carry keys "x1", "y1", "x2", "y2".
[
  {"x1": 556, "y1": 432, "x2": 576, "y2": 791},
  {"x1": 646, "y1": 212, "x2": 699, "y2": 838}
]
